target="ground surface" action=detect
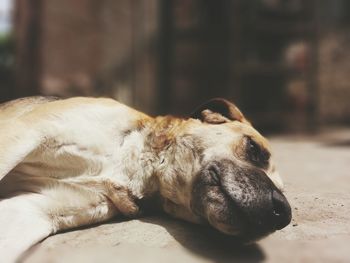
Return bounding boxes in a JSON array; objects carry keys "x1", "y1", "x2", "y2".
[{"x1": 23, "y1": 128, "x2": 350, "y2": 263}]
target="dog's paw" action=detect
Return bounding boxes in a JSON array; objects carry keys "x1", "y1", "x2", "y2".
[
  {"x1": 104, "y1": 181, "x2": 141, "y2": 218},
  {"x1": 118, "y1": 195, "x2": 141, "y2": 218}
]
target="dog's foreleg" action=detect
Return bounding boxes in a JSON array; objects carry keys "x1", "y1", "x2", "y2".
[
  {"x1": 0, "y1": 194, "x2": 53, "y2": 263},
  {"x1": 103, "y1": 181, "x2": 140, "y2": 217},
  {"x1": 79, "y1": 179, "x2": 140, "y2": 218}
]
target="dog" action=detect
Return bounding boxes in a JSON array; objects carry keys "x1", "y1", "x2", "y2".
[{"x1": 0, "y1": 96, "x2": 291, "y2": 262}]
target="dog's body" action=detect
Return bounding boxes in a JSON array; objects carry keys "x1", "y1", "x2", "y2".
[{"x1": 0, "y1": 97, "x2": 291, "y2": 262}]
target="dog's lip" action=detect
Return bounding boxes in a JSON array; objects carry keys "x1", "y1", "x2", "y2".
[
  {"x1": 207, "y1": 213, "x2": 275, "y2": 242},
  {"x1": 210, "y1": 221, "x2": 241, "y2": 236}
]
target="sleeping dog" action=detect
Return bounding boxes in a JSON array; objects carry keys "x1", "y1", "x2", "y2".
[{"x1": 0, "y1": 97, "x2": 291, "y2": 262}]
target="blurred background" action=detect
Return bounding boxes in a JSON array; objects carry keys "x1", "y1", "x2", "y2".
[
  {"x1": 2, "y1": 2, "x2": 350, "y2": 262},
  {"x1": 1, "y1": 0, "x2": 350, "y2": 133}
]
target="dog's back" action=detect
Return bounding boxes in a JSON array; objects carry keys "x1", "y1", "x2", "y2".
[{"x1": 0, "y1": 96, "x2": 59, "y2": 120}]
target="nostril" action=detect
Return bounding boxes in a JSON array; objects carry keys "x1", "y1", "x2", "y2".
[{"x1": 271, "y1": 190, "x2": 292, "y2": 230}]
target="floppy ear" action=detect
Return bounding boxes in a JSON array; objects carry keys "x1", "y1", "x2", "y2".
[{"x1": 190, "y1": 98, "x2": 249, "y2": 124}]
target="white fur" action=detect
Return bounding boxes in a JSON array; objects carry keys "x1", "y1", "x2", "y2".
[{"x1": 0, "y1": 194, "x2": 52, "y2": 263}]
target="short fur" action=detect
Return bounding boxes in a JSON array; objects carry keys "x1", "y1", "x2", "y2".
[{"x1": 0, "y1": 97, "x2": 291, "y2": 262}]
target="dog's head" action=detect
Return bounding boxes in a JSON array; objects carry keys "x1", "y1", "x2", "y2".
[{"x1": 157, "y1": 98, "x2": 291, "y2": 242}]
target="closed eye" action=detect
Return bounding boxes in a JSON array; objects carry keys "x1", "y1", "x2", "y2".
[{"x1": 245, "y1": 136, "x2": 270, "y2": 168}]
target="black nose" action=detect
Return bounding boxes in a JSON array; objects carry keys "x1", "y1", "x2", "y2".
[{"x1": 271, "y1": 190, "x2": 292, "y2": 230}]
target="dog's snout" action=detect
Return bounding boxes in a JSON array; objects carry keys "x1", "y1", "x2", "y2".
[
  {"x1": 271, "y1": 190, "x2": 292, "y2": 230},
  {"x1": 191, "y1": 160, "x2": 292, "y2": 240}
]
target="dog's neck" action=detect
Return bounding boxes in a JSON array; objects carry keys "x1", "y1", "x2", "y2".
[{"x1": 123, "y1": 115, "x2": 203, "y2": 207}]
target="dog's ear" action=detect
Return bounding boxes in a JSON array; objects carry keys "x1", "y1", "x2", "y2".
[{"x1": 190, "y1": 98, "x2": 249, "y2": 124}]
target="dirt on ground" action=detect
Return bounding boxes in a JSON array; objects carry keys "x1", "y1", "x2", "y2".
[{"x1": 23, "y1": 128, "x2": 350, "y2": 263}]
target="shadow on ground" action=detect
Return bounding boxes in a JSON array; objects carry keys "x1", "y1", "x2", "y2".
[{"x1": 139, "y1": 216, "x2": 265, "y2": 263}]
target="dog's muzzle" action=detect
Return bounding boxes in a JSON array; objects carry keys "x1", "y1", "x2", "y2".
[{"x1": 190, "y1": 159, "x2": 292, "y2": 241}]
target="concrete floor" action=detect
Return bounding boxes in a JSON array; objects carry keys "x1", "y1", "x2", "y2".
[{"x1": 23, "y1": 128, "x2": 350, "y2": 263}]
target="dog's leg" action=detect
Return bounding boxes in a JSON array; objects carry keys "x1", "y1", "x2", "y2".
[
  {"x1": 78, "y1": 179, "x2": 140, "y2": 218},
  {"x1": 0, "y1": 124, "x2": 42, "y2": 181},
  {"x1": 0, "y1": 183, "x2": 125, "y2": 262},
  {"x1": 0, "y1": 194, "x2": 53, "y2": 263}
]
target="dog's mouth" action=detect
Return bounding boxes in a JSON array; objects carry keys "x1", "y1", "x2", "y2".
[{"x1": 191, "y1": 160, "x2": 292, "y2": 242}]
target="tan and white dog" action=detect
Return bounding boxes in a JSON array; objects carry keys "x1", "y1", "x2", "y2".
[{"x1": 0, "y1": 96, "x2": 291, "y2": 262}]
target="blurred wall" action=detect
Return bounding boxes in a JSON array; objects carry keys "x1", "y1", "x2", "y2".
[
  {"x1": 11, "y1": 0, "x2": 350, "y2": 131},
  {"x1": 15, "y1": 0, "x2": 159, "y2": 113},
  {"x1": 319, "y1": 31, "x2": 350, "y2": 124}
]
